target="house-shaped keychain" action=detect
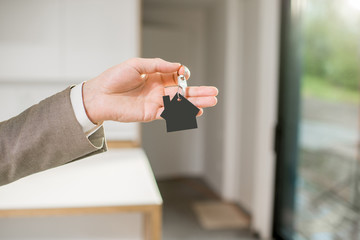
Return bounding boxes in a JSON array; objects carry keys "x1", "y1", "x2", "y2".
[{"x1": 161, "y1": 93, "x2": 200, "y2": 132}]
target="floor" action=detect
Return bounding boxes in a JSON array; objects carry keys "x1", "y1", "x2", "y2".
[
  {"x1": 157, "y1": 178, "x2": 257, "y2": 240},
  {"x1": 294, "y1": 97, "x2": 360, "y2": 239}
]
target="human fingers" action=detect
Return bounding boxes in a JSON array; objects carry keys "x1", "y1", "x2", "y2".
[
  {"x1": 160, "y1": 72, "x2": 178, "y2": 86},
  {"x1": 186, "y1": 86, "x2": 218, "y2": 97},
  {"x1": 158, "y1": 65, "x2": 192, "y2": 87},
  {"x1": 187, "y1": 96, "x2": 218, "y2": 108},
  {"x1": 164, "y1": 86, "x2": 219, "y2": 97},
  {"x1": 127, "y1": 58, "x2": 181, "y2": 74},
  {"x1": 178, "y1": 65, "x2": 191, "y2": 80}
]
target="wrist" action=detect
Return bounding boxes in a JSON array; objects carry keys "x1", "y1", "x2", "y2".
[{"x1": 82, "y1": 80, "x2": 103, "y2": 125}]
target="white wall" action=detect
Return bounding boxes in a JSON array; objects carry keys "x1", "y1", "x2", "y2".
[
  {"x1": 0, "y1": 0, "x2": 140, "y2": 81},
  {"x1": 0, "y1": 0, "x2": 141, "y2": 141},
  {"x1": 201, "y1": 0, "x2": 227, "y2": 196},
  {"x1": 0, "y1": 213, "x2": 143, "y2": 239},
  {"x1": 236, "y1": 0, "x2": 261, "y2": 214},
  {"x1": 250, "y1": 0, "x2": 280, "y2": 238}
]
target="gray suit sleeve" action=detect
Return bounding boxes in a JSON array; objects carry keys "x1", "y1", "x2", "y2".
[{"x1": 0, "y1": 87, "x2": 107, "y2": 186}]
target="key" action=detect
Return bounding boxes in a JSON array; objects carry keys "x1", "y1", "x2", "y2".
[{"x1": 177, "y1": 65, "x2": 190, "y2": 98}]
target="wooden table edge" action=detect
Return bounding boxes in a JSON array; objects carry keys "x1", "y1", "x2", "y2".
[{"x1": 0, "y1": 204, "x2": 162, "y2": 217}]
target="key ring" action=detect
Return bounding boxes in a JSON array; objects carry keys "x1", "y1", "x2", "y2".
[{"x1": 177, "y1": 65, "x2": 190, "y2": 100}]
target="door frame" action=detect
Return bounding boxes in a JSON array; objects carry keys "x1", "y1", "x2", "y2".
[{"x1": 273, "y1": 0, "x2": 303, "y2": 239}]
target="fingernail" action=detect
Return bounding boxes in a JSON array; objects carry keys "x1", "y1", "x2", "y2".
[{"x1": 177, "y1": 65, "x2": 190, "y2": 80}]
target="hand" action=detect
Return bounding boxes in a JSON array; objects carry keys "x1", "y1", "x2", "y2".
[{"x1": 82, "y1": 58, "x2": 218, "y2": 123}]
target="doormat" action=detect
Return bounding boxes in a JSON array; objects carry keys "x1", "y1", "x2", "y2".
[{"x1": 192, "y1": 201, "x2": 250, "y2": 230}]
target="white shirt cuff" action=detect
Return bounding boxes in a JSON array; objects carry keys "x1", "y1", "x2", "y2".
[{"x1": 70, "y1": 82, "x2": 102, "y2": 136}]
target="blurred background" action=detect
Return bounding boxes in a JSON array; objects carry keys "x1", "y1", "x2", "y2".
[
  {"x1": 0, "y1": 0, "x2": 359, "y2": 239},
  {"x1": 275, "y1": 0, "x2": 360, "y2": 239}
]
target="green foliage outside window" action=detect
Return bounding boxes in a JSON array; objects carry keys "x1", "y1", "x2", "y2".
[{"x1": 302, "y1": 0, "x2": 360, "y2": 102}]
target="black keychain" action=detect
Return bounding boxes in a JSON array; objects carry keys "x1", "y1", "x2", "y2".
[{"x1": 161, "y1": 66, "x2": 200, "y2": 132}]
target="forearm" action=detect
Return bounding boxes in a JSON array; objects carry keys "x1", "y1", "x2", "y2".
[{"x1": 0, "y1": 87, "x2": 106, "y2": 186}]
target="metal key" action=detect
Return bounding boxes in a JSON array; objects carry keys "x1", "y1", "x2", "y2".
[{"x1": 177, "y1": 65, "x2": 190, "y2": 98}]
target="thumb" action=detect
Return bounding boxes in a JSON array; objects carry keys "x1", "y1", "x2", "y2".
[{"x1": 127, "y1": 58, "x2": 181, "y2": 74}]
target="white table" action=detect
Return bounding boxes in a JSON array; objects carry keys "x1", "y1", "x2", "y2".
[{"x1": 0, "y1": 148, "x2": 162, "y2": 240}]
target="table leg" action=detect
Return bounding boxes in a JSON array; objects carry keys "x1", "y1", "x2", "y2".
[{"x1": 143, "y1": 205, "x2": 162, "y2": 240}]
